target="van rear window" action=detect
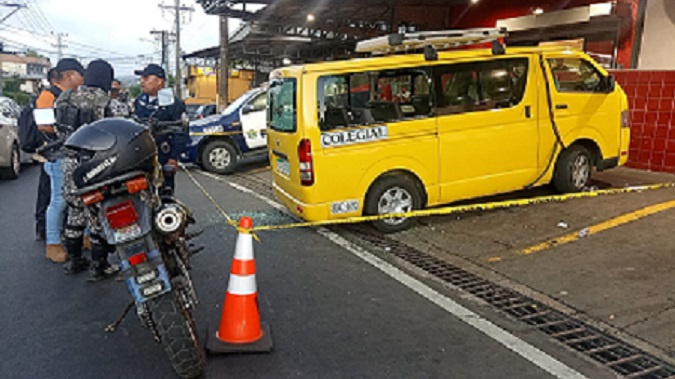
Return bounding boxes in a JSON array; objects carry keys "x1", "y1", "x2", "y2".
[{"x1": 268, "y1": 78, "x2": 297, "y2": 133}]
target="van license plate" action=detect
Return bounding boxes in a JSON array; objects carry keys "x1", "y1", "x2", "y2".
[{"x1": 276, "y1": 157, "x2": 290, "y2": 176}]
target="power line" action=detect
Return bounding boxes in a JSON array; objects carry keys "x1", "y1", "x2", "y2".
[{"x1": 26, "y1": 0, "x2": 52, "y2": 32}]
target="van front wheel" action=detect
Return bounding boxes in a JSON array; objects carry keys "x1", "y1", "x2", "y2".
[
  {"x1": 553, "y1": 145, "x2": 592, "y2": 193},
  {"x1": 365, "y1": 175, "x2": 422, "y2": 233}
]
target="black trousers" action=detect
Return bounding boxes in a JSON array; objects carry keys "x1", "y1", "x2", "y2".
[{"x1": 35, "y1": 164, "x2": 51, "y2": 233}]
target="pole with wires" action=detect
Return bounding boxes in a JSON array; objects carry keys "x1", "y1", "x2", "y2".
[{"x1": 159, "y1": 1, "x2": 193, "y2": 98}]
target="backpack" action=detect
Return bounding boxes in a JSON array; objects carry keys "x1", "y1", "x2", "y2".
[{"x1": 18, "y1": 87, "x2": 62, "y2": 153}]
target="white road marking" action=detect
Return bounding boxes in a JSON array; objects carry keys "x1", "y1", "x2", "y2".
[{"x1": 197, "y1": 169, "x2": 588, "y2": 379}]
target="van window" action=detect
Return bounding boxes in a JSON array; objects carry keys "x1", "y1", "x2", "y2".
[
  {"x1": 318, "y1": 69, "x2": 432, "y2": 131},
  {"x1": 268, "y1": 79, "x2": 296, "y2": 132},
  {"x1": 548, "y1": 58, "x2": 602, "y2": 93},
  {"x1": 435, "y1": 58, "x2": 528, "y2": 116}
]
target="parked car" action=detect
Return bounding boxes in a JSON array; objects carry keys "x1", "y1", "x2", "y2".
[
  {"x1": 185, "y1": 103, "x2": 201, "y2": 120},
  {"x1": 182, "y1": 87, "x2": 267, "y2": 174},
  {"x1": 194, "y1": 103, "x2": 217, "y2": 119},
  {"x1": 0, "y1": 96, "x2": 22, "y2": 179}
]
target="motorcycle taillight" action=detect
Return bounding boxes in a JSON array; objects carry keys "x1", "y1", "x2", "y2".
[{"x1": 105, "y1": 200, "x2": 138, "y2": 230}]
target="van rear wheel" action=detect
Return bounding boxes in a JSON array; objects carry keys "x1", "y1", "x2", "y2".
[
  {"x1": 365, "y1": 175, "x2": 422, "y2": 233},
  {"x1": 201, "y1": 139, "x2": 238, "y2": 175},
  {"x1": 553, "y1": 145, "x2": 592, "y2": 193}
]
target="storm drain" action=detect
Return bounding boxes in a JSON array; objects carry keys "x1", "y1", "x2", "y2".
[{"x1": 341, "y1": 225, "x2": 675, "y2": 379}]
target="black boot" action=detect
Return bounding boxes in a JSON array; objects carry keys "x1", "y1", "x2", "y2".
[
  {"x1": 87, "y1": 259, "x2": 120, "y2": 282},
  {"x1": 63, "y1": 237, "x2": 89, "y2": 275},
  {"x1": 88, "y1": 243, "x2": 120, "y2": 282}
]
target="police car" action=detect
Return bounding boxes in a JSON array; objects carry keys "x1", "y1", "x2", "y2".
[{"x1": 182, "y1": 86, "x2": 268, "y2": 174}]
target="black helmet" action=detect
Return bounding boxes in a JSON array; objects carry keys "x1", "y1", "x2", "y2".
[{"x1": 65, "y1": 118, "x2": 157, "y2": 188}]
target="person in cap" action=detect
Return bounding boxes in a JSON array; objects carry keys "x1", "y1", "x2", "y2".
[
  {"x1": 39, "y1": 58, "x2": 85, "y2": 263},
  {"x1": 133, "y1": 63, "x2": 187, "y2": 194},
  {"x1": 108, "y1": 78, "x2": 131, "y2": 117},
  {"x1": 56, "y1": 59, "x2": 121, "y2": 281}
]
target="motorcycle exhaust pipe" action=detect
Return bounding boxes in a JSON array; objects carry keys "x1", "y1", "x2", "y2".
[{"x1": 155, "y1": 205, "x2": 186, "y2": 234}]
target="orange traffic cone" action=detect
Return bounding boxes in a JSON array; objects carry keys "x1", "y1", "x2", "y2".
[{"x1": 207, "y1": 217, "x2": 273, "y2": 353}]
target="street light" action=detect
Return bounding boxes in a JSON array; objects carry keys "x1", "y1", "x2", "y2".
[
  {"x1": 533, "y1": 8, "x2": 544, "y2": 15},
  {"x1": 307, "y1": 14, "x2": 315, "y2": 22},
  {"x1": 471, "y1": 0, "x2": 479, "y2": 4}
]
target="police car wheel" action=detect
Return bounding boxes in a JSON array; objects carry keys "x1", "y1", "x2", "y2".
[
  {"x1": 201, "y1": 140, "x2": 238, "y2": 175},
  {"x1": 553, "y1": 144, "x2": 592, "y2": 193},
  {"x1": 365, "y1": 175, "x2": 422, "y2": 233}
]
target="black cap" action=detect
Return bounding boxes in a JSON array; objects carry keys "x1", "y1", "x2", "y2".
[
  {"x1": 85, "y1": 59, "x2": 114, "y2": 92},
  {"x1": 134, "y1": 64, "x2": 165, "y2": 79},
  {"x1": 55, "y1": 58, "x2": 85, "y2": 76}
]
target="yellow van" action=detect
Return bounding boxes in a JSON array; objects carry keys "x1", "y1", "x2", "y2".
[{"x1": 267, "y1": 30, "x2": 630, "y2": 232}]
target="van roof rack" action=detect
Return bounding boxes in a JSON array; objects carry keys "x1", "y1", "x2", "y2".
[{"x1": 355, "y1": 27, "x2": 508, "y2": 58}]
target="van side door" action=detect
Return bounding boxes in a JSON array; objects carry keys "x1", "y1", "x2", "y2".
[{"x1": 435, "y1": 57, "x2": 539, "y2": 203}]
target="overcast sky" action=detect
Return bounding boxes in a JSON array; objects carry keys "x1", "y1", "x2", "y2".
[{"x1": 0, "y1": 0, "x2": 246, "y2": 77}]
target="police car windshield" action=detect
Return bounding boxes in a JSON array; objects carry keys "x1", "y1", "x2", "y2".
[{"x1": 222, "y1": 90, "x2": 256, "y2": 115}]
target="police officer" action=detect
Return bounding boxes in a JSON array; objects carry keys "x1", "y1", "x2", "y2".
[
  {"x1": 57, "y1": 59, "x2": 121, "y2": 281},
  {"x1": 133, "y1": 64, "x2": 187, "y2": 194}
]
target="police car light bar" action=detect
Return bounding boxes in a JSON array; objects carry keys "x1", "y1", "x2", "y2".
[{"x1": 355, "y1": 28, "x2": 508, "y2": 55}]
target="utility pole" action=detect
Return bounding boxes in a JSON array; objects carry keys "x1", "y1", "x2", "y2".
[
  {"x1": 51, "y1": 32, "x2": 68, "y2": 61},
  {"x1": 217, "y1": 15, "x2": 229, "y2": 111},
  {"x1": 150, "y1": 30, "x2": 171, "y2": 75},
  {"x1": 0, "y1": 2, "x2": 26, "y2": 96},
  {"x1": 159, "y1": 1, "x2": 193, "y2": 99}
]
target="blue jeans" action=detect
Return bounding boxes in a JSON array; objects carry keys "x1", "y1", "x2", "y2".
[{"x1": 44, "y1": 160, "x2": 66, "y2": 245}]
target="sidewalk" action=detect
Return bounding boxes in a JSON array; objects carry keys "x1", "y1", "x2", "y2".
[{"x1": 388, "y1": 167, "x2": 675, "y2": 359}]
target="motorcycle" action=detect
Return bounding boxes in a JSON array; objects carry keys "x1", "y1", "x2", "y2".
[{"x1": 34, "y1": 106, "x2": 206, "y2": 379}]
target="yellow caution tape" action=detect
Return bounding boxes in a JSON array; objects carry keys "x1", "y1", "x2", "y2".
[
  {"x1": 249, "y1": 182, "x2": 675, "y2": 232},
  {"x1": 181, "y1": 161, "x2": 675, "y2": 237}
]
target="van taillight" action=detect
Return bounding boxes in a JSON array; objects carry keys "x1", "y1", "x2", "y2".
[
  {"x1": 621, "y1": 110, "x2": 630, "y2": 128},
  {"x1": 105, "y1": 200, "x2": 138, "y2": 230},
  {"x1": 298, "y1": 138, "x2": 314, "y2": 186}
]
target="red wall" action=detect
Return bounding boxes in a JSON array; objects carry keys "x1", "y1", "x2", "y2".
[{"x1": 611, "y1": 70, "x2": 675, "y2": 173}]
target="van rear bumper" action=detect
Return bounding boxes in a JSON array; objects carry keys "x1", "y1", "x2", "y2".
[{"x1": 272, "y1": 183, "x2": 330, "y2": 221}]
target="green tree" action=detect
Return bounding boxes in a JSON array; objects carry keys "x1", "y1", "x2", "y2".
[
  {"x1": 3, "y1": 76, "x2": 30, "y2": 106},
  {"x1": 25, "y1": 50, "x2": 40, "y2": 58},
  {"x1": 129, "y1": 84, "x2": 141, "y2": 99}
]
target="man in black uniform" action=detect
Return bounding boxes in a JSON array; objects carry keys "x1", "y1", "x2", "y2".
[{"x1": 133, "y1": 64, "x2": 187, "y2": 194}]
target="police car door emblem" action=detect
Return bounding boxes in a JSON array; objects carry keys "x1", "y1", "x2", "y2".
[{"x1": 321, "y1": 125, "x2": 388, "y2": 148}]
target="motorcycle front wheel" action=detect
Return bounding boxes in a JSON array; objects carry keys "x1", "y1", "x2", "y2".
[{"x1": 148, "y1": 292, "x2": 205, "y2": 379}]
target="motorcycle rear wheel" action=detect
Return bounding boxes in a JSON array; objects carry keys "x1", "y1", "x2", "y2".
[{"x1": 148, "y1": 292, "x2": 205, "y2": 379}]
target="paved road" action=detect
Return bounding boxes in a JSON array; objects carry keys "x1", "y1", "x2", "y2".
[{"x1": 0, "y1": 165, "x2": 612, "y2": 378}]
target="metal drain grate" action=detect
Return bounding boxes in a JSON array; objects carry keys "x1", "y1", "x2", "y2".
[{"x1": 341, "y1": 225, "x2": 675, "y2": 379}]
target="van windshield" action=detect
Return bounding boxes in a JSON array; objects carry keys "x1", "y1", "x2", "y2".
[{"x1": 268, "y1": 78, "x2": 296, "y2": 132}]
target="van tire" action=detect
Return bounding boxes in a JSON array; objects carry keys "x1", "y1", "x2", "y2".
[
  {"x1": 0, "y1": 144, "x2": 20, "y2": 180},
  {"x1": 201, "y1": 140, "x2": 238, "y2": 175},
  {"x1": 553, "y1": 144, "x2": 592, "y2": 193},
  {"x1": 364, "y1": 175, "x2": 422, "y2": 233}
]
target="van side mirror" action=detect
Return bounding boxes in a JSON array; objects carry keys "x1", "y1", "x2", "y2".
[
  {"x1": 34, "y1": 108, "x2": 56, "y2": 125},
  {"x1": 158, "y1": 88, "x2": 175, "y2": 107},
  {"x1": 603, "y1": 75, "x2": 616, "y2": 93}
]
